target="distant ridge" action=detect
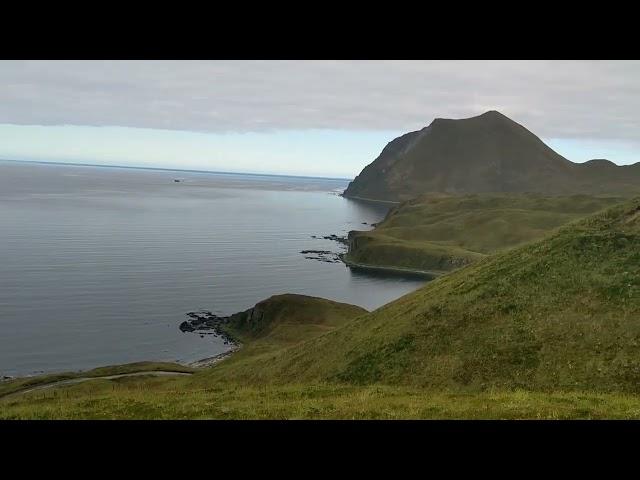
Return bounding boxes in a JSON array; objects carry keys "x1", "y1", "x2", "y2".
[{"x1": 344, "y1": 111, "x2": 640, "y2": 202}]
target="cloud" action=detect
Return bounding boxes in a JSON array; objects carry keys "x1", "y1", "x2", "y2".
[{"x1": 1, "y1": 60, "x2": 640, "y2": 141}]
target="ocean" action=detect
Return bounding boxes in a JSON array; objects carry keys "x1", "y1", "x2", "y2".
[{"x1": 0, "y1": 160, "x2": 426, "y2": 376}]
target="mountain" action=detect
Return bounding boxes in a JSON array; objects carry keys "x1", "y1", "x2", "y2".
[{"x1": 343, "y1": 111, "x2": 640, "y2": 202}]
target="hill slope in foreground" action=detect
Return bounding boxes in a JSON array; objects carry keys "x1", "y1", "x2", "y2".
[
  {"x1": 4, "y1": 200, "x2": 640, "y2": 418},
  {"x1": 343, "y1": 110, "x2": 640, "y2": 202},
  {"x1": 345, "y1": 193, "x2": 623, "y2": 274},
  {"x1": 213, "y1": 197, "x2": 640, "y2": 392}
]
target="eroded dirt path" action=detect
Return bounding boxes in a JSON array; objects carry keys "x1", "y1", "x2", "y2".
[{"x1": 1, "y1": 371, "x2": 192, "y2": 400}]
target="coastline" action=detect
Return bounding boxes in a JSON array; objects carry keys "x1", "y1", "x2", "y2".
[
  {"x1": 2, "y1": 219, "x2": 414, "y2": 384},
  {"x1": 342, "y1": 256, "x2": 441, "y2": 278},
  {"x1": 341, "y1": 193, "x2": 401, "y2": 205},
  {"x1": 188, "y1": 344, "x2": 241, "y2": 368},
  {"x1": 0, "y1": 347, "x2": 240, "y2": 389}
]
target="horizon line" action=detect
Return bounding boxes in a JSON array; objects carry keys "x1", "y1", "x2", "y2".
[{"x1": 0, "y1": 158, "x2": 354, "y2": 182}]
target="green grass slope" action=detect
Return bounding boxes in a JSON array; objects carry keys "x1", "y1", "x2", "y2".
[
  {"x1": 222, "y1": 293, "x2": 368, "y2": 342},
  {"x1": 345, "y1": 193, "x2": 623, "y2": 274},
  {"x1": 6, "y1": 383, "x2": 640, "y2": 419},
  {"x1": 213, "y1": 198, "x2": 640, "y2": 393},
  {"x1": 0, "y1": 361, "x2": 193, "y2": 399},
  {"x1": 215, "y1": 294, "x2": 368, "y2": 377}
]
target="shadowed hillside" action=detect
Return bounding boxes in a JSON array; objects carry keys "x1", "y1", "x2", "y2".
[
  {"x1": 344, "y1": 193, "x2": 624, "y2": 274},
  {"x1": 343, "y1": 111, "x2": 640, "y2": 202},
  {"x1": 222, "y1": 293, "x2": 368, "y2": 345}
]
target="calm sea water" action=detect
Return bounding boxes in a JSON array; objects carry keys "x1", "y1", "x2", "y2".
[{"x1": 0, "y1": 160, "x2": 426, "y2": 376}]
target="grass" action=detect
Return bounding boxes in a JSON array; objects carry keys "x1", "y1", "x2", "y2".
[
  {"x1": 0, "y1": 361, "x2": 193, "y2": 399},
  {"x1": 4, "y1": 380, "x2": 640, "y2": 419},
  {"x1": 221, "y1": 293, "x2": 368, "y2": 343},
  {"x1": 345, "y1": 193, "x2": 623, "y2": 273}
]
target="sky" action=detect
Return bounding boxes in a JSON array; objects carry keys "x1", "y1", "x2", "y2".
[{"x1": 1, "y1": 60, "x2": 639, "y2": 178}]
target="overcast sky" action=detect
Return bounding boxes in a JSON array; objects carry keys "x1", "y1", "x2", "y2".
[{"x1": 1, "y1": 60, "x2": 639, "y2": 177}]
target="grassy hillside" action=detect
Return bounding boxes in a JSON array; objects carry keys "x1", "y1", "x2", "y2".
[
  {"x1": 0, "y1": 361, "x2": 193, "y2": 399},
  {"x1": 6, "y1": 382, "x2": 640, "y2": 419},
  {"x1": 222, "y1": 293, "x2": 367, "y2": 341},
  {"x1": 210, "y1": 197, "x2": 640, "y2": 393},
  {"x1": 218, "y1": 294, "x2": 368, "y2": 367},
  {"x1": 345, "y1": 193, "x2": 623, "y2": 274}
]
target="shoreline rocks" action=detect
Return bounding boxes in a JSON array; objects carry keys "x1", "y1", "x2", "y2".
[
  {"x1": 179, "y1": 311, "x2": 238, "y2": 346},
  {"x1": 321, "y1": 234, "x2": 349, "y2": 246},
  {"x1": 188, "y1": 345, "x2": 241, "y2": 368},
  {"x1": 303, "y1": 233, "x2": 350, "y2": 264},
  {"x1": 300, "y1": 249, "x2": 342, "y2": 263}
]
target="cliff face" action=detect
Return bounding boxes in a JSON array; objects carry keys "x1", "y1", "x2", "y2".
[{"x1": 344, "y1": 111, "x2": 640, "y2": 202}]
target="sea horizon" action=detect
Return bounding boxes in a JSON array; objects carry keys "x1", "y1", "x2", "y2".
[{"x1": 0, "y1": 158, "x2": 354, "y2": 182}]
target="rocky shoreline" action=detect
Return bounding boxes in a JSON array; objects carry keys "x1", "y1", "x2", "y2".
[
  {"x1": 301, "y1": 249, "x2": 342, "y2": 263},
  {"x1": 180, "y1": 311, "x2": 238, "y2": 344},
  {"x1": 303, "y1": 234, "x2": 349, "y2": 264},
  {"x1": 181, "y1": 225, "x2": 425, "y2": 369},
  {"x1": 179, "y1": 310, "x2": 242, "y2": 368},
  {"x1": 188, "y1": 345, "x2": 241, "y2": 368}
]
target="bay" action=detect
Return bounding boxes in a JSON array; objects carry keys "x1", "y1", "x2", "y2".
[{"x1": 0, "y1": 160, "x2": 426, "y2": 376}]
